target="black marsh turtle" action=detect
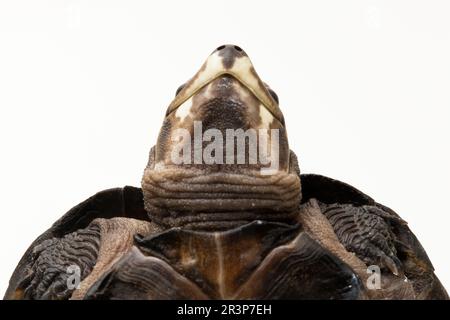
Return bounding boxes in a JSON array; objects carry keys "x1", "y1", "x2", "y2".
[{"x1": 4, "y1": 45, "x2": 448, "y2": 300}]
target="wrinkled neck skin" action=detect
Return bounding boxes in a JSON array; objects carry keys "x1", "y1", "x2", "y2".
[
  {"x1": 142, "y1": 147, "x2": 302, "y2": 231},
  {"x1": 141, "y1": 45, "x2": 302, "y2": 231}
]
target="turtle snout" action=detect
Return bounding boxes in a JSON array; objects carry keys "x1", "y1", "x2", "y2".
[
  {"x1": 213, "y1": 44, "x2": 246, "y2": 55},
  {"x1": 212, "y1": 44, "x2": 247, "y2": 68}
]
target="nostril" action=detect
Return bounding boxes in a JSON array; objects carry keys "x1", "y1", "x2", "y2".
[
  {"x1": 217, "y1": 45, "x2": 226, "y2": 51},
  {"x1": 234, "y1": 45, "x2": 243, "y2": 52}
]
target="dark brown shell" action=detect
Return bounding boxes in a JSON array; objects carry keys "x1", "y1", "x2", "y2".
[
  {"x1": 84, "y1": 221, "x2": 362, "y2": 299},
  {"x1": 4, "y1": 174, "x2": 448, "y2": 300}
]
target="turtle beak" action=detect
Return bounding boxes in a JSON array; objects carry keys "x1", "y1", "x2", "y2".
[{"x1": 166, "y1": 44, "x2": 284, "y2": 125}]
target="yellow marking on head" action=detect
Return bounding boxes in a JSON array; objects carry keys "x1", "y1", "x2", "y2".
[
  {"x1": 167, "y1": 50, "x2": 282, "y2": 123},
  {"x1": 259, "y1": 104, "x2": 275, "y2": 129},
  {"x1": 175, "y1": 97, "x2": 193, "y2": 121}
]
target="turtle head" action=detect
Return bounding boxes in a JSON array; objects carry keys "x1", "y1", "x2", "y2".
[{"x1": 142, "y1": 45, "x2": 301, "y2": 230}]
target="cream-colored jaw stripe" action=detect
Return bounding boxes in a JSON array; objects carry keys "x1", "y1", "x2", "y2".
[{"x1": 166, "y1": 51, "x2": 283, "y2": 123}]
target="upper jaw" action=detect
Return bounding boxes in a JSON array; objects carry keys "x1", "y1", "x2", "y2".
[{"x1": 166, "y1": 44, "x2": 284, "y2": 125}]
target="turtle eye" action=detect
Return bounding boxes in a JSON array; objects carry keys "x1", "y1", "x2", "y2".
[
  {"x1": 267, "y1": 88, "x2": 279, "y2": 104},
  {"x1": 175, "y1": 84, "x2": 185, "y2": 96}
]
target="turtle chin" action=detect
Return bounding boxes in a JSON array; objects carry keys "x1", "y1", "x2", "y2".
[{"x1": 141, "y1": 45, "x2": 301, "y2": 230}]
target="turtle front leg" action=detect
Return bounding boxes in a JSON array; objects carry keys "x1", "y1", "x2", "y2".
[
  {"x1": 298, "y1": 199, "x2": 418, "y2": 299},
  {"x1": 7, "y1": 218, "x2": 160, "y2": 300},
  {"x1": 12, "y1": 224, "x2": 102, "y2": 300}
]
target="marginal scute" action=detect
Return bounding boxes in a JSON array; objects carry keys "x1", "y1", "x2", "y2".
[{"x1": 300, "y1": 174, "x2": 375, "y2": 206}]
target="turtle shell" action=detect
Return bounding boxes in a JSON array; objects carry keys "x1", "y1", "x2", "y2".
[
  {"x1": 4, "y1": 175, "x2": 448, "y2": 300},
  {"x1": 84, "y1": 220, "x2": 363, "y2": 300}
]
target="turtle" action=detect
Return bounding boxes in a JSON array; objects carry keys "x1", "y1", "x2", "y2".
[{"x1": 4, "y1": 44, "x2": 448, "y2": 300}]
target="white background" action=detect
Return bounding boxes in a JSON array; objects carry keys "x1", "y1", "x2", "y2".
[{"x1": 1, "y1": 0, "x2": 449, "y2": 297}]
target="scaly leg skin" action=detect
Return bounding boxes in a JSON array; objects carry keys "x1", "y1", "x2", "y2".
[{"x1": 11, "y1": 217, "x2": 159, "y2": 300}]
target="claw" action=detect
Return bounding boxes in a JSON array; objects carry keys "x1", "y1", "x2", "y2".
[{"x1": 381, "y1": 254, "x2": 404, "y2": 277}]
